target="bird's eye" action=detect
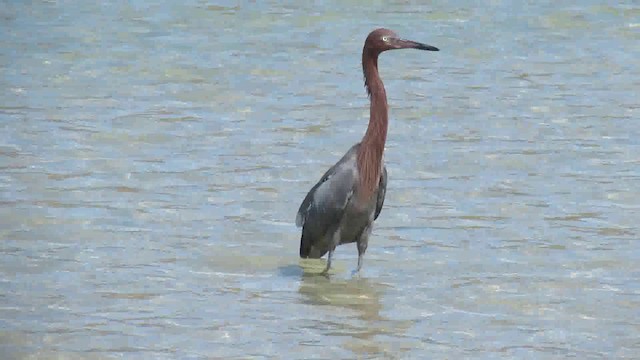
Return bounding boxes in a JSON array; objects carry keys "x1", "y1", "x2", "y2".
[{"x1": 382, "y1": 36, "x2": 389, "y2": 42}]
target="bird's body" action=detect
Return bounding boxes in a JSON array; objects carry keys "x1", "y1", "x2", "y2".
[
  {"x1": 296, "y1": 28, "x2": 438, "y2": 274},
  {"x1": 296, "y1": 144, "x2": 387, "y2": 259}
]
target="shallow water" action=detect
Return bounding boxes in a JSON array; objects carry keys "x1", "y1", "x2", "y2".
[{"x1": 1, "y1": 1, "x2": 639, "y2": 359}]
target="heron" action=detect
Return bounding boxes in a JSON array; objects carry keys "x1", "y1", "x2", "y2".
[{"x1": 295, "y1": 28, "x2": 439, "y2": 274}]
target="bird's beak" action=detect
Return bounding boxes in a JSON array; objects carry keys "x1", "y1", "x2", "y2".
[{"x1": 393, "y1": 38, "x2": 439, "y2": 51}]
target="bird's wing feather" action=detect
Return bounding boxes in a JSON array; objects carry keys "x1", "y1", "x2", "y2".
[
  {"x1": 296, "y1": 144, "x2": 360, "y2": 228},
  {"x1": 374, "y1": 165, "x2": 387, "y2": 220}
]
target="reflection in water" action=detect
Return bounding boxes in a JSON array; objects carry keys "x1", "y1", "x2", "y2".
[
  {"x1": 297, "y1": 260, "x2": 412, "y2": 357},
  {"x1": 299, "y1": 271, "x2": 383, "y2": 322}
]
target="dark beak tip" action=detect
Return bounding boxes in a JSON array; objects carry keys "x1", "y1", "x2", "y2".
[{"x1": 398, "y1": 39, "x2": 439, "y2": 52}]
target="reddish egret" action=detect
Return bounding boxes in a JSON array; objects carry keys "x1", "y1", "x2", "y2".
[{"x1": 296, "y1": 28, "x2": 439, "y2": 274}]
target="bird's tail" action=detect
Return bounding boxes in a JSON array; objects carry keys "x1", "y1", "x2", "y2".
[
  {"x1": 300, "y1": 232, "x2": 328, "y2": 259},
  {"x1": 299, "y1": 233, "x2": 311, "y2": 258}
]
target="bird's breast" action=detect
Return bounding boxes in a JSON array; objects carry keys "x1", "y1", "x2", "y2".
[{"x1": 349, "y1": 184, "x2": 380, "y2": 214}]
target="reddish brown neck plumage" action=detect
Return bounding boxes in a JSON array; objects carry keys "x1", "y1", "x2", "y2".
[{"x1": 357, "y1": 49, "x2": 388, "y2": 200}]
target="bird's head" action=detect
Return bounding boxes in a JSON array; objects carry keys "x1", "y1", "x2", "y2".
[{"x1": 364, "y1": 28, "x2": 439, "y2": 55}]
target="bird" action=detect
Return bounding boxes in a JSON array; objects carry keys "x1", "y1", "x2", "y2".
[{"x1": 295, "y1": 28, "x2": 439, "y2": 274}]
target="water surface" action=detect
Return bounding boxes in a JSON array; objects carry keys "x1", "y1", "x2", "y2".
[{"x1": 1, "y1": 1, "x2": 639, "y2": 358}]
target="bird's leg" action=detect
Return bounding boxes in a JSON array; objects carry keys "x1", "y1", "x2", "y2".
[
  {"x1": 321, "y1": 229, "x2": 341, "y2": 275},
  {"x1": 321, "y1": 250, "x2": 333, "y2": 275},
  {"x1": 355, "y1": 242, "x2": 367, "y2": 274},
  {"x1": 354, "y1": 225, "x2": 372, "y2": 274}
]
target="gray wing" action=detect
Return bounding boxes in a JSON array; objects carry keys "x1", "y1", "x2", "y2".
[
  {"x1": 296, "y1": 144, "x2": 359, "y2": 228},
  {"x1": 297, "y1": 144, "x2": 359, "y2": 258},
  {"x1": 374, "y1": 165, "x2": 387, "y2": 221}
]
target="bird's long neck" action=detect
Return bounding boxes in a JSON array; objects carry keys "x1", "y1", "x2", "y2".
[{"x1": 357, "y1": 51, "x2": 388, "y2": 200}]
